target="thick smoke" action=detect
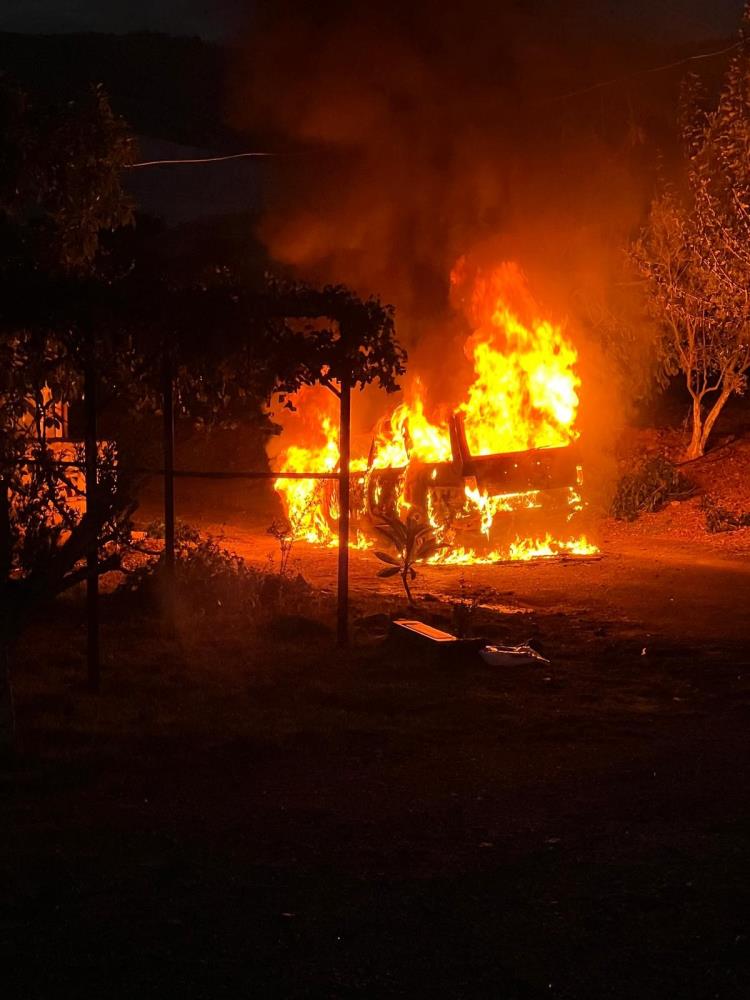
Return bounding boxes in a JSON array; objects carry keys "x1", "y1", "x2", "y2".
[{"x1": 231, "y1": 0, "x2": 706, "y2": 496}]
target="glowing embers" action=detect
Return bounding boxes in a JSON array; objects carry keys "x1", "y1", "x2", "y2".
[{"x1": 271, "y1": 261, "x2": 597, "y2": 563}]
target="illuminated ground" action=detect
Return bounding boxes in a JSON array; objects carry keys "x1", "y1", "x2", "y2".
[{"x1": 163, "y1": 480, "x2": 750, "y2": 645}]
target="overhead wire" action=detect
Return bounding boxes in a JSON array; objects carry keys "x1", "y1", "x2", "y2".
[
  {"x1": 545, "y1": 40, "x2": 741, "y2": 105},
  {"x1": 125, "y1": 151, "x2": 275, "y2": 168}
]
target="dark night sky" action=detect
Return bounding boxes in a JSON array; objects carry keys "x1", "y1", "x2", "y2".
[
  {"x1": 0, "y1": 0, "x2": 745, "y2": 40},
  {"x1": 0, "y1": 1, "x2": 248, "y2": 38}
]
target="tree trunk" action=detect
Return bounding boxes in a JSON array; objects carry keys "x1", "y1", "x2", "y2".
[
  {"x1": 700, "y1": 386, "x2": 733, "y2": 456},
  {"x1": 336, "y1": 372, "x2": 351, "y2": 647},
  {"x1": 401, "y1": 570, "x2": 415, "y2": 607},
  {"x1": 685, "y1": 395, "x2": 705, "y2": 460},
  {"x1": 0, "y1": 480, "x2": 14, "y2": 755},
  {"x1": 162, "y1": 343, "x2": 176, "y2": 636},
  {"x1": 84, "y1": 325, "x2": 100, "y2": 692},
  {"x1": 0, "y1": 637, "x2": 14, "y2": 758}
]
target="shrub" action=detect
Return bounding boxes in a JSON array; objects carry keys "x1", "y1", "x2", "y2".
[
  {"x1": 701, "y1": 496, "x2": 750, "y2": 534},
  {"x1": 130, "y1": 522, "x2": 318, "y2": 620},
  {"x1": 611, "y1": 456, "x2": 694, "y2": 521}
]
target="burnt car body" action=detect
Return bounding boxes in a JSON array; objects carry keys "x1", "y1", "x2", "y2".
[{"x1": 325, "y1": 412, "x2": 582, "y2": 542}]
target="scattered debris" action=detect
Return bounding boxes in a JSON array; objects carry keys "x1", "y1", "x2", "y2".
[{"x1": 479, "y1": 643, "x2": 551, "y2": 667}]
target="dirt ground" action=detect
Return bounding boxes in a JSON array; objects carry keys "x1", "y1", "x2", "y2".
[{"x1": 3, "y1": 436, "x2": 750, "y2": 999}]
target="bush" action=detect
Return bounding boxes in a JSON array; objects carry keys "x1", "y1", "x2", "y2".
[
  {"x1": 611, "y1": 456, "x2": 694, "y2": 521},
  {"x1": 701, "y1": 496, "x2": 750, "y2": 534},
  {"x1": 128, "y1": 521, "x2": 319, "y2": 620}
]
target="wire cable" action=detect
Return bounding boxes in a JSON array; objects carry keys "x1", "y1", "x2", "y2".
[
  {"x1": 545, "y1": 40, "x2": 742, "y2": 105},
  {"x1": 125, "y1": 151, "x2": 275, "y2": 169}
]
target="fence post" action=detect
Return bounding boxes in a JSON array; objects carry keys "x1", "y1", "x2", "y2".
[
  {"x1": 162, "y1": 344, "x2": 176, "y2": 632},
  {"x1": 337, "y1": 371, "x2": 351, "y2": 646},
  {"x1": 84, "y1": 322, "x2": 99, "y2": 692}
]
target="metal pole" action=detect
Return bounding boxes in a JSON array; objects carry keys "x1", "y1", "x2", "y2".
[
  {"x1": 337, "y1": 373, "x2": 351, "y2": 646},
  {"x1": 162, "y1": 345, "x2": 176, "y2": 632},
  {"x1": 84, "y1": 323, "x2": 99, "y2": 692}
]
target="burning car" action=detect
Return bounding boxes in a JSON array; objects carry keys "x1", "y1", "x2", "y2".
[
  {"x1": 316, "y1": 409, "x2": 584, "y2": 554},
  {"x1": 273, "y1": 261, "x2": 596, "y2": 563}
]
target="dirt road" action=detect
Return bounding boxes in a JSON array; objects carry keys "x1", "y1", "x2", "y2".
[{"x1": 169, "y1": 499, "x2": 750, "y2": 644}]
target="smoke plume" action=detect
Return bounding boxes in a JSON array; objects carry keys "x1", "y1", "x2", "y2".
[{"x1": 231, "y1": 0, "x2": 706, "y2": 492}]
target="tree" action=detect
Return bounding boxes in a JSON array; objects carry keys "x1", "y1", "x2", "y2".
[
  {"x1": 631, "y1": 193, "x2": 737, "y2": 459},
  {"x1": 0, "y1": 80, "x2": 135, "y2": 271},
  {"x1": 0, "y1": 79, "x2": 136, "y2": 746},
  {"x1": 265, "y1": 279, "x2": 406, "y2": 644},
  {"x1": 632, "y1": 13, "x2": 750, "y2": 459},
  {"x1": 266, "y1": 280, "x2": 406, "y2": 400}
]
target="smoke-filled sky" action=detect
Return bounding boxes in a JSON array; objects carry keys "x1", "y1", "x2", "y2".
[
  {"x1": 232, "y1": 0, "x2": 728, "y2": 311},
  {"x1": 231, "y1": 0, "x2": 747, "y2": 452},
  {"x1": 0, "y1": 0, "x2": 744, "y2": 40}
]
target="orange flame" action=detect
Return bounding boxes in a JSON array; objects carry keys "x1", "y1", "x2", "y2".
[{"x1": 456, "y1": 260, "x2": 580, "y2": 455}]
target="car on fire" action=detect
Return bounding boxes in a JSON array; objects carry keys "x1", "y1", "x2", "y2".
[{"x1": 323, "y1": 411, "x2": 582, "y2": 544}]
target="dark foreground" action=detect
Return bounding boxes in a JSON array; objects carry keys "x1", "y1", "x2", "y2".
[{"x1": 3, "y1": 545, "x2": 750, "y2": 999}]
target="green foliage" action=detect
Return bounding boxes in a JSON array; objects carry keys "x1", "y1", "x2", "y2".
[
  {"x1": 373, "y1": 511, "x2": 444, "y2": 606},
  {"x1": 268, "y1": 279, "x2": 407, "y2": 400},
  {"x1": 172, "y1": 533, "x2": 262, "y2": 614},
  {"x1": 0, "y1": 80, "x2": 135, "y2": 275},
  {"x1": 133, "y1": 523, "x2": 316, "y2": 619},
  {"x1": 115, "y1": 270, "x2": 406, "y2": 435},
  {"x1": 611, "y1": 456, "x2": 694, "y2": 521},
  {"x1": 0, "y1": 79, "x2": 406, "y2": 661},
  {"x1": 701, "y1": 495, "x2": 750, "y2": 534}
]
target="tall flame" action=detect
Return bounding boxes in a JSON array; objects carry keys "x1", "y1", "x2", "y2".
[{"x1": 455, "y1": 259, "x2": 579, "y2": 456}]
